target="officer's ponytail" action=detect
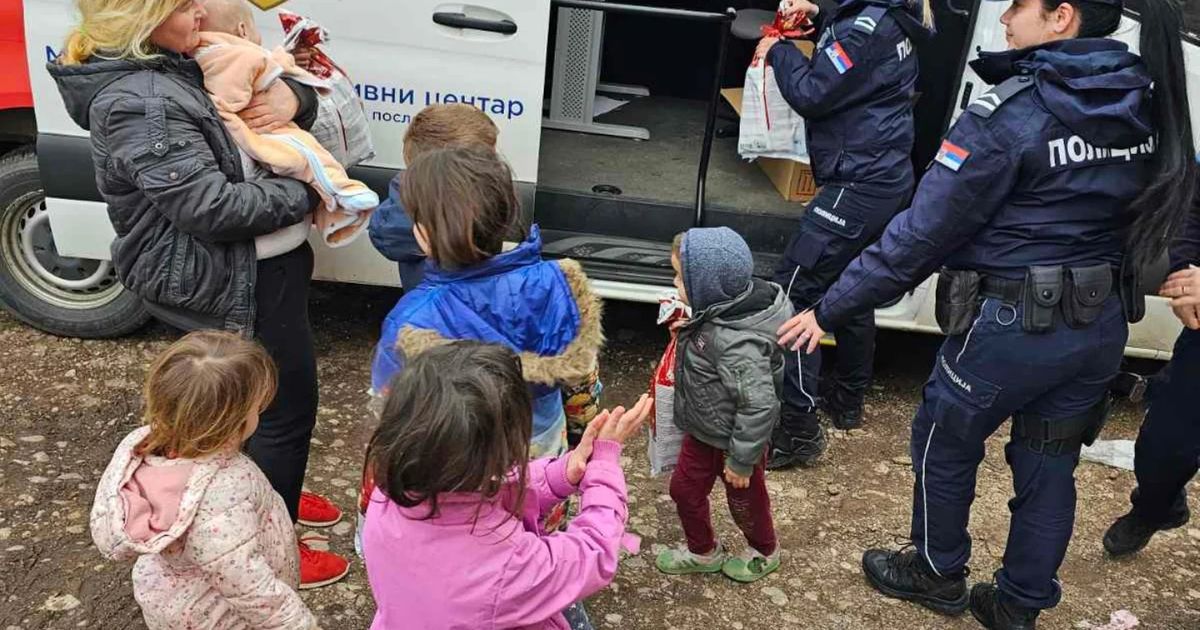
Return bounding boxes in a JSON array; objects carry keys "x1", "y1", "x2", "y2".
[
  {"x1": 1124, "y1": 0, "x2": 1197, "y2": 269},
  {"x1": 916, "y1": 0, "x2": 934, "y2": 29},
  {"x1": 1042, "y1": 0, "x2": 1197, "y2": 269}
]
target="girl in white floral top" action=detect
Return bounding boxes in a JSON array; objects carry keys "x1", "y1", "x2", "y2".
[{"x1": 91, "y1": 331, "x2": 318, "y2": 630}]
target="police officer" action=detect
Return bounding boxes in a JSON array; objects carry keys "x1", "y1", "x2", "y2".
[
  {"x1": 1103, "y1": 178, "x2": 1200, "y2": 557},
  {"x1": 757, "y1": 0, "x2": 936, "y2": 469},
  {"x1": 776, "y1": 0, "x2": 1196, "y2": 626}
]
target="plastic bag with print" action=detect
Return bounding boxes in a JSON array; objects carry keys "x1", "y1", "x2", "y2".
[
  {"x1": 648, "y1": 297, "x2": 691, "y2": 477},
  {"x1": 278, "y1": 10, "x2": 375, "y2": 168}
]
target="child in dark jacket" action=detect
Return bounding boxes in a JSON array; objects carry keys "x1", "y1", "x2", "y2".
[
  {"x1": 367, "y1": 104, "x2": 499, "y2": 290},
  {"x1": 655, "y1": 227, "x2": 793, "y2": 583}
]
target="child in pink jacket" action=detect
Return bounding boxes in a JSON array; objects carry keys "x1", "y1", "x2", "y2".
[
  {"x1": 362, "y1": 340, "x2": 649, "y2": 630},
  {"x1": 91, "y1": 331, "x2": 318, "y2": 630}
]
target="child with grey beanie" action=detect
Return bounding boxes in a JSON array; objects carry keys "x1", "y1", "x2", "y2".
[{"x1": 657, "y1": 227, "x2": 794, "y2": 583}]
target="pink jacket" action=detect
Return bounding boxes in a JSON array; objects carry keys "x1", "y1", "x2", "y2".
[
  {"x1": 91, "y1": 427, "x2": 316, "y2": 630},
  {"x1": 362, "y1": 441, "x2": 629, "y2": 630}
]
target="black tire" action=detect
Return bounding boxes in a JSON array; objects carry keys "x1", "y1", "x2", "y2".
[{"x1": 0, "y1": 146, "x2": 149, "y2": 338}]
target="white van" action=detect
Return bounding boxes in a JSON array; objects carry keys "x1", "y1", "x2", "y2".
[{"x1": 4, "y1": 0, "x2": 1198, "y2": 358}]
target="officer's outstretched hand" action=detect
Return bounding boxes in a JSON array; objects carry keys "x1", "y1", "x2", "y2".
[
  {"x1": 777, "y1": 308, "x2": 825, "y2": 354},
  {"x1": 754, "y1": 37, "x2": 780, "y2": 67},
  {"x1": 780, "y1": 0, "x2": 820, "y2": 17},
  {"x1": 1160, "y1": 266, "x2": 1200, "y2": 329}
]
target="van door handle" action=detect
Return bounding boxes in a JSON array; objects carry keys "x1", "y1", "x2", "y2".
[{"x1": 432, "y1": 12, "x2": 518, "y2": 34}]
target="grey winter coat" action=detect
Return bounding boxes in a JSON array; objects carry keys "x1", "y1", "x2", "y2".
[
  {"x1": 673, "y1": 279, "x2": 794, "y2": 477},
  {"x1": 47, "y1": 53, "x2": 320, "y2": 334}
]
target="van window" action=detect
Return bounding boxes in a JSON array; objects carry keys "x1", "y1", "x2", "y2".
[
  {"x1": 1125, "y1": 0, "x2": 1199, "y2": 39},
  {"x1": 1187, "y1": 1, "x2": 1200, "y2": 39}
]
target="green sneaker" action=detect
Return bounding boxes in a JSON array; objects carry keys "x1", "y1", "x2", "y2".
[
  {"x1": 655, "y1": 544, "x2": 727, "y2": 575},
  {"x1": 721, "y1": 548, "x2": 781, "y2": 583}
]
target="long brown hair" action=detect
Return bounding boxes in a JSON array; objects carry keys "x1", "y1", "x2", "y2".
[
  {"x1": 366, "y1": 341, "x2": 532, "y2": 522},
  {"x1": 136, "y1": 330, "x2": 277, "y2": 459},
  {"x1": 400, "y1": 145, "x2": 525, "y2": 269}
]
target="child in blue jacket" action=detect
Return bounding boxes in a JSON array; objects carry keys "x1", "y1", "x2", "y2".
[
  {"x1": 366, "y1": 104, "x2": 499, "y2": 290},
  {"x1": 359, "y1": 145, "x2": 603, "y2": 552}
]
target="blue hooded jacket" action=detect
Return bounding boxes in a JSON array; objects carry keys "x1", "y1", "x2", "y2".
[
  {"x1": 815, "y1": 39, "x2": 1156, "y2": 330},
  {"x1": 767, "y1": 0, "x2": 934, "y2": 190},
  {"x1": 371, "y1": 225, "x2": 603, "y2": 443},
  {"x1": 366, "y1": 173, "x2": 427, "y2": 289}
]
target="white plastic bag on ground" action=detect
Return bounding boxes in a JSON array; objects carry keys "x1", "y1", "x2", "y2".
[
  {"x1": 738, "y1": 61, "x2": 807, "y2": 162},
  {"x1": 1080, "y1": 439, "x2": 1136, "y2": 471}
]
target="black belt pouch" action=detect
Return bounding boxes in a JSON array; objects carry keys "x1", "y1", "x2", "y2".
[
  {"x1": 1022, "y1": 266, "x2": 1063, "y2": 333},
  {"x1": 1062, "y1": 264, "x2": 1112, "y2": 329},
  {"x1": 935, "y1": 268, "x2": 981, "y2": 335},
  {"x1": 1119, "y1": 258, "x2": 1146, "y2": 324}
]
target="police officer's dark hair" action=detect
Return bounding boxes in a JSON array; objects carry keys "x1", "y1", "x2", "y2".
[{"x1": 1044, "y1": 0, "x2": 1198, "y2": 268}]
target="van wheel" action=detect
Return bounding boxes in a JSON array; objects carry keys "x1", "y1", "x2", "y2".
[{"x1": 0, "y1": 146, "x2": 148, "y2": 338}]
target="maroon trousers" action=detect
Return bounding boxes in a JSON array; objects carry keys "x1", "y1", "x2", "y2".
[{"x1": 669, "y1": 434, "x2": 777, "y2": 556}]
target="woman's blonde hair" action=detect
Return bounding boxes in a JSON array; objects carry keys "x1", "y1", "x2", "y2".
[
  {"x1": 917, "y1": 0, "x2": 934, "y2": 29},
  {"x1": 135, "y1": 330, "x2": 277, "y2": 459},
  {"x1": 60, "y1": 0, "x2": 189, "y2": 66}
]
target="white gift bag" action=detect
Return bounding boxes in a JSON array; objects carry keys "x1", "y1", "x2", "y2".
[{"x1": 738, "y1": 61, "x2": 808, "y2": 162}]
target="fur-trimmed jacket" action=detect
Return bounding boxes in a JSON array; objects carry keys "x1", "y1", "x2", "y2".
[{"x1": 371, "y1": 224, "x2": 603, "y2": 455}]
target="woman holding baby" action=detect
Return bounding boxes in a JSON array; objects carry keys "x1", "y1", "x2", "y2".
[{"x1": 49, "y1": 0, "x2": 350, "y2": 588}]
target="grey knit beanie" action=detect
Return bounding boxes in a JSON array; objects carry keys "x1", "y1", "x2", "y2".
[{"x1": 680, "y1": 227, "x2": 754, "y2": 313}]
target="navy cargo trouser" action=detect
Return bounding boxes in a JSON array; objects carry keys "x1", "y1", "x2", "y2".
[
  {"x1": 1129, "y1": 327, "x2": 1200, "y2": 525},
  {"x1": 911, "y1": 297, "x2": 1126, "y2": 609},
  {"x1": 773, "y1": 182, "x2": 910, "y2": 435}
]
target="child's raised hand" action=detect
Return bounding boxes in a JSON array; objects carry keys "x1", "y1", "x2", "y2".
[
  {"x1": 566, "y1": 413, "x2": 608, "y2": 485},
  {"x1": 595, "y1": 394, "x2": 652, "y2": 445}
]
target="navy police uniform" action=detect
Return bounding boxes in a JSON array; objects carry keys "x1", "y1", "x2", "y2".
[
  {"x1": 815, "y1": 38, "x2": 1155, "y2": 610},
  {"x1": 1121, "y1": 178, "x2": 1200, "y2": 533},
  {"x1": 767, "y1": 0, "x2": 933, "y2": 438}
]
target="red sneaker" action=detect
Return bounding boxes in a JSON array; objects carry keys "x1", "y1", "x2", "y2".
[
  {"x1": 298, "y1": 540, "x2": 350, "y2": 590},
  {"x1": 298, "y1": 491, "x2": 343, "y2": 528}
]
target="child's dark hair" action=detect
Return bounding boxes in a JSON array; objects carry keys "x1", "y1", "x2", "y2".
[
  {"x1": 401, "y1": 145, "x2": 526, "y2": 269},
  {"x1": 366, "y1": 341, "x2": 533, "y2": 521},
  {"x1": 1041, "y1": 0, "x2": 1197, "y2": 268}
]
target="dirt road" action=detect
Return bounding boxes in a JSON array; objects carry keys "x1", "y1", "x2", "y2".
[{"x1": 0, "y1": 283, "x2": 1196, "y2": 629}]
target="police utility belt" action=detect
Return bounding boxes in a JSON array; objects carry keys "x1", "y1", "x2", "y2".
[{"x1": 934, "y1": 261, "x2": 1145, "y2": 336}]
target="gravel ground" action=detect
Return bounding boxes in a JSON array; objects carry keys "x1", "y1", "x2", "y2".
[{"x1": 0, "y1": 282, "x2": 1197, "y2": 629}]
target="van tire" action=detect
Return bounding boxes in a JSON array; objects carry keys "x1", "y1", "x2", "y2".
[{"x1": 0, "y1": 146, "x2": 149, "y2": 338}]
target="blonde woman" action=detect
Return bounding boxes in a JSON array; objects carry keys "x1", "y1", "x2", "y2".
[{"x1": 48, "y1": 0, "x2": 349, "y2": 589}]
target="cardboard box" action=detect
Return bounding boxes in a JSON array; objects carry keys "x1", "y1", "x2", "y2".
[
  {"x1": 724, "y1": 40, "x2": 817, "y2": 203},
  {"x1": 723, "y1": 86, "x2": 817, "y2": 204}
]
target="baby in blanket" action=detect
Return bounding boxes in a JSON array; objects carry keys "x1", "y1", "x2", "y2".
[{"x1": 195, "y1": 0, "x2": 377, "y2": 251}]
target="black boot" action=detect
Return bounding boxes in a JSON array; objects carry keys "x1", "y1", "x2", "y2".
[
  {"x1": 861, "y1": 547, "x2": 969, "y2": 615},
  {"x1": 830, "y1": 404, "x2": 864, "y2": 430},
  {"x1": 1103, "y1": 508, "x2": 1190, "y2": 557},
  {"x1": 969, "y1": 583, "x2": 1038, "y2": 629},
  {"x1": 767, "y1": 422, "x2": 826, "y2": 470}
]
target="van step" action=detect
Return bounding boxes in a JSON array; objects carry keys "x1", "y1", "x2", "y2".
[{"x1": 540, "y1": 229, "x2": 781, "y2": 286}]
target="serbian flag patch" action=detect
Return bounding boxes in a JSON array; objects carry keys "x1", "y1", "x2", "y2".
[
  {"x1": 935, "y1": 139, "x2": 970, "y2": 171},
  {"x1": 824, "y1": 41, "x2": 854, "y2": 74}
]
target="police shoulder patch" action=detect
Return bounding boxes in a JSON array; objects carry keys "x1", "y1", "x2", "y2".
[
  {"x1": 966, "y1": 75, "x2": 1034, "y2": 118},
  {"x1": 824, "y1": 41, "x2": 855, "y2": 74},
  {"x1": 852, "y1": 5, "x2": 888, "y2": 34},
  {"x1": 934, "y1": 139, "x2": 971, "y2": 172}
]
